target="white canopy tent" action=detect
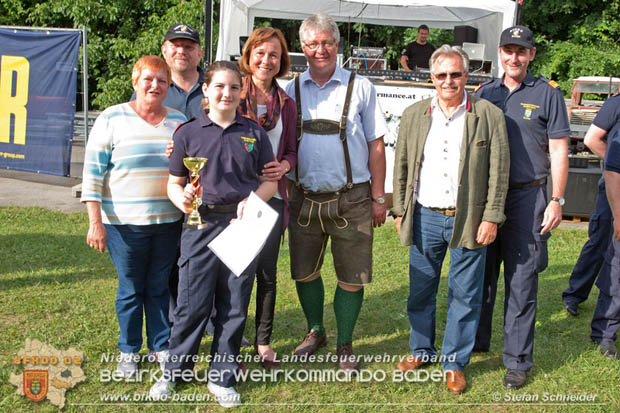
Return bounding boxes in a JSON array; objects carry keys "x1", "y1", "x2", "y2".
[{"x1": 216, "y1": 0, "x2": 518, "y2": 75}]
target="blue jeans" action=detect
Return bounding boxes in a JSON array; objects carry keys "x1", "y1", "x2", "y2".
[
  {"x1": 106, "y1": 222, "x2": 180, "y2": 353},
  {"x1": 407, "y1": 205, "x2": 486, "y2": 371}
]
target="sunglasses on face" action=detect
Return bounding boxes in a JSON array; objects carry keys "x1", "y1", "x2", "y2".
[{"x1": 433, "y1": 72, "x2": 464, "y2": 80}]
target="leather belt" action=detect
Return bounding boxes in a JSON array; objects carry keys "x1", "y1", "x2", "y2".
[
  {"x1": 509, "y1": 177, "x2": 547, "y2": 190},
  {"x1": 428, "y1": 207, "x2": 456, "y2": 217},
  {"x1": 205, "y1": 203, "x2": 238, "y2": 213}
]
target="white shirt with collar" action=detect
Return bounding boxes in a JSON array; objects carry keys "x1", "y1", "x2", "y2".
[
  {"x1": 284, "y1": 66, "x2": 388, "y2": 192},
  {"x1": 416, "y1": 93, "x2": 468, "y2": 209}
]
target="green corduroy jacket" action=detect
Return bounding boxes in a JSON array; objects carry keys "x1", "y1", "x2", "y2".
[{"x1": 392, "y1": 93, "x2": 510, "y2": 249}]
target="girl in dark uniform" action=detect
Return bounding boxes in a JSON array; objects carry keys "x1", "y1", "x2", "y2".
[{"x1": 150, "y1": 61, "x2": 276, "y2": 408}]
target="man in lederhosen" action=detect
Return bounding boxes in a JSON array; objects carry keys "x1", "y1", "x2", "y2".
[{"x1": 284, "y1": 13, "x2": 388, "y2": 373}]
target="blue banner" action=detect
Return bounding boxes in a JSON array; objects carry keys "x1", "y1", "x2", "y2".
[{"x1": 0, "y1": 28, "x2": 81, "y2": 176}]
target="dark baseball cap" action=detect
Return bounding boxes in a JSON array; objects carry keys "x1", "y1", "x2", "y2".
[
  {"x1": 499, "y1": 25, "x2": 534, "y2": 49},
  {"x1": 164, "y1": 24, "x2": 200, "y2": 44}
]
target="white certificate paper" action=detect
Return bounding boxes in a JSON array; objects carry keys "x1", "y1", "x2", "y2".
[{"x1": 208, "y1": 192, "x2": 278, "y2": 277}]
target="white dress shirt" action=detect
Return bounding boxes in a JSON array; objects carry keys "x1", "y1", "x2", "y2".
[{"x1": 416, "y1": 93, "x2": 468, "y2": 209}]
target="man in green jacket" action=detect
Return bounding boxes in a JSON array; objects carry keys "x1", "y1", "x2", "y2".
[{"x1": 392, "y1": 45, "x2": 509, "y2": 394}]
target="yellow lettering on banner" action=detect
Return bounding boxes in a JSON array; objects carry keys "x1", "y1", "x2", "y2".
[{"x1": 0, "y1": 55, "x2": 30, "y2": 145}]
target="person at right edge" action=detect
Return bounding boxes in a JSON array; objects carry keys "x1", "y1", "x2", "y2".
[
  {"x1": 562, "y1": 95, "x2": 618, "y2": 316},
  {"x1": 590, "y1": 93, "x2": 620, "y2": 361},
  {"x1": 473, "y1": 25, "x2": 570, "y2": 389}
]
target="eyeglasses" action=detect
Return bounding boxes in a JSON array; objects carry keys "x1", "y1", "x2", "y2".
[
  {"x1": 302, "y1": 40, "x2": 336, "y2": 51},
  {"x1": 433, "y1": 72, "x2": 464, "y2": 80}
]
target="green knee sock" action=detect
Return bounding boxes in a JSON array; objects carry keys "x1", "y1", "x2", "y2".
[
  {"x1": 295, "y1": 278, "x2": 325, "y2": 334},
  {"x1": 334, "y1": 286, "x2": 364, "y2": 346}
]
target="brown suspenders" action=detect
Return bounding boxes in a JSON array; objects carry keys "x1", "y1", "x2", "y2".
[{"x1": 294, "y1": 72, "x2": 356, "y2": 191}]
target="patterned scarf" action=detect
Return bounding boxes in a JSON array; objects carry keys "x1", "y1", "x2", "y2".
[{"x1": 239, "y1": 75, "x2": 287, "y2": 132}]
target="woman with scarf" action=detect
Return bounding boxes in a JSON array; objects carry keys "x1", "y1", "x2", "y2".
[{"x1": 238, "y1": 27, "x2": 297, "y2": 369}]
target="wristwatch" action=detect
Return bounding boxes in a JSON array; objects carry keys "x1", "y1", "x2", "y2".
[
  {"x1": 550, "y1": 196, "x2": 565, "y2": 206},
  {"x1": 372, "y1": 196, "x2": 386, "y2": 205}
]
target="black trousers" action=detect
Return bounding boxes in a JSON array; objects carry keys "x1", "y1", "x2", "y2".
[
  {"x1": 475, "y1": 185, "x2": 549, "y2": 371},
  {"x1": 254, "y1": 198, "x2": 284, "y2": 345},
  {"x1": 164, "y1": 211, "x2": 256, "y2": 388},
  {"x1": 591, "y1": 236, "x2": 620, "y2": 342},
  {"x1": 563, "y1": 179, "x2": 612, "y2": 305}
]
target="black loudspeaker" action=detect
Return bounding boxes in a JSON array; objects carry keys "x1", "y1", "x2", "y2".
[
  {"x1": 454, "y1": 26, "x2": 478, "y2": 46},
  {"x1": 547, "y1": 165, "x2": 602, "y2": 217},
  {"x1": 239, "y1": 36, "x2": 248, "y2": 52}
]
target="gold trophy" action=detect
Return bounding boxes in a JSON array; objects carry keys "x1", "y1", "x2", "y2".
[{"x1": 183, "y1": 157, "x2": 208, "y2": 230}]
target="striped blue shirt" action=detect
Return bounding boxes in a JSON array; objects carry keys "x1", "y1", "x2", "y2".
[{"x1": 81, "y1": 103, "x2": 187, "y2": 225}]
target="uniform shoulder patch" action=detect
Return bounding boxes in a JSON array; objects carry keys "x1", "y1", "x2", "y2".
[{"x1": 538, "y1": 75, "x2": 561, "y2": 88}]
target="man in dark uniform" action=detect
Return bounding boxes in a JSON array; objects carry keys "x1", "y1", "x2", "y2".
[
  {"x1": 154, "y1": 25, "x2": 205, "y2": 326},
  {"x1": 400, "y1": 25, "x2": 435, "y2": 71},
  {"x1": 160, "y1": 24, "x2": 205, "y2": 120},
  {"x1": 129, "y1": 25, "x2": 207, "y2": 366},
  {"x1": 133, "y1": 24, "x2": 205, "y2": 119},
  {"x1": 590, "y1": 94, "x2": 620, "y2": 360},
  {"x1": 562, "y1": 96, "x2": 619, "y2": 316},
  {"x1": 473, "y1": 25, "x2": 570, "y2": 388}
]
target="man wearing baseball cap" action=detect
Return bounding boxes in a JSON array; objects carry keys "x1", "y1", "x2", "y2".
[
  {"x1": 473, "y1": 25, "x2": 570, "y2": 388},
  {"x1": 160, "y1": 24, "x2": 205, "y2": 120}
]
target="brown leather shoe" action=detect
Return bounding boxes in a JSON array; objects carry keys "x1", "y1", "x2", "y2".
[
  {"x1": 238, "y1": 361, "x2": 247, "y2": 373},
  {"x1": 336, "y1": 343, "x2": 360, "y2": 373},
  {"x1": 294, "y1": 330, "x2": 327, "y2": 357},
  {"x1": 446, "y1": 370, "x2": 466, "y2": 394},
  {"x1": 397, "y1": 355, "x2": 427, "y2": 372}
]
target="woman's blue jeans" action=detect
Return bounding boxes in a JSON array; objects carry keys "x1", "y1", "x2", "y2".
[{"x1": 106, "y1": 222, "x2": 180, "y2": 353}]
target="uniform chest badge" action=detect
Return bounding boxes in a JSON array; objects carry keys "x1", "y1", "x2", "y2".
[
  {"x1": 240, "y1": 136, "x2": 256, "y2": 153},
  {"x1": 520, "y1": 103, "x2": 540, "y2": 120}
]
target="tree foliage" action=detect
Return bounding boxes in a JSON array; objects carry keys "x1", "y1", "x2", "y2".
[
  {"x1": 0, "y1": 0, "x2": 211, "y2": 109},
  {"x1": 1, "y1": 0, "x2": 619, "y2": 107},
  {"x1": 523, "y1": 0, "x2": 620, "y2": 94}
]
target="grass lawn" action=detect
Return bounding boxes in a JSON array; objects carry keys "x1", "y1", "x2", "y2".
[{"x1": 0, "y1": 206, "x2": 618, "y2": 412}]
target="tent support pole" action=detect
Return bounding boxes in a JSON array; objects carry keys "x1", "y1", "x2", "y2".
[{"x1": 82, "y1": 24, "x2": 89, "y2": 143}]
